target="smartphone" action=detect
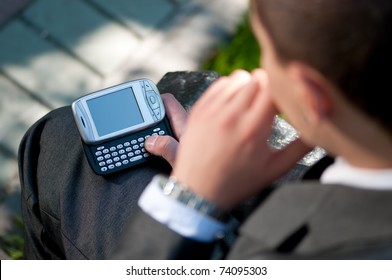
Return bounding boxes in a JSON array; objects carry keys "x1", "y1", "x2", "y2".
[{"x1": 72, "y1": 78, "x2": 174, "y2": 175}]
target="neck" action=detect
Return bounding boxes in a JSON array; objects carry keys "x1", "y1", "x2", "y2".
[
  {"x1": 338, "y1": 136, "x2": 392, "y2": 169},
  {"x1": 318, "y1": 105, "x2": 392, "y2": 169}
]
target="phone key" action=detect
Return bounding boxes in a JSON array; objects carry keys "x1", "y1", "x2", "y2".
[
  {"x1": 135, "y1": 150, "x2": 141, "y2": 155},
  {"x1": 159, "y1": 130, "x2": 165, "y2": 135},
  {"x1": 99, "y1": 162, "x2": 106, "y2": 166},
  {"x1": 142, "y1": 148, "x2": 146, "y2": 153},
  {"x1": 126, "y1": 147, "x2": 132, "y2": 152},
  {"x1": 115, "y1": 162, "x2": 122, "y2": 167},
  {"x1": 152, "y1": 133, "x2": 158, "y2": 136},
  {"x1": 97, "y1": 156, "x2": 104, "y2": 161},
  {"x1": 110, "y1": 147, "x2": 116, "y2": 152},
  {"x1": 154, "y1": 108, "x2": 161, "y2": 119},
  {"x1": 122, "y1": 160, "x2": 129, "y2": 165},
  {"x1": 103, "y1": 149, "x2": 109, "y2": 154},
  {"x1": 108, "y1": 164, "x2": 115, "y2": 169},
  {"x1": 119, "y1": 149, "x2": 125, "y2": 155},
  {"x1": 106, "y1": 159, "x2": 113, "y2": 164},
  {"x1": 117, "y1": 144, "x2": 123, "y2": 149},
  {"x1": 132, "y1": 145, "x2": 139, "y2": 150},
  {"x1": 101, "y1": 167, "x2": 108, "y2": 172},
  {"x1": 145, "y1": 135, "x2": 150, "y2": 139},
  {"x1": 143, "y1": 153, "x2": 150, "y2": 158},
  {"x1": 131, "y1": 140, "x2": 137, "y2": 145},
  {"x1": 113, "y1": 157, "x2": 120, "y2": 162},
  {"x1": 97, "y1": 146, "x2": 105, "y2": 151},
  {"x1": 111, "y1": 152, "x2": 118, "y2": 156},
  {"x1": 144, "y1": 81, "x2": 153, "y2": 91},
  {"x1": 153, "y1": 128, "x2": 161, "y2": 132},
  {"x1": 130, "y1": 155, "x2": 143, "y2": 162},
  {"x1": 124, "y1": 142, "x2": 130, "y2": 147},
  {"x1": 104, "y1": 154, "x2": 111, "y2": 159},
  {"x1": 140, "y1": 143, "x2": 144, "y2": 148},
  {"x1": 95, "y1": 151, "x2": 102, "y2": 156},
  {"x1": 138, "y1": 137, "x2": 144, "y2": 143},
  {"x1": 127, "y1": 152, "x2": 134, "y2": 157}
]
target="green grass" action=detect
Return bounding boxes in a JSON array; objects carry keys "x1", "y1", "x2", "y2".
[
  {"x1": 202, "y1": 15, "x2": 285, "y2": 120},
  {"x1": 0, "y1": 215, "x2": 24, "y2": 260},
  {"x1": 202, "y1": 13, "x2": 261, "y2": 75}
]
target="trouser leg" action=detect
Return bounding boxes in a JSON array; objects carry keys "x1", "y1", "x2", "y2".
[{"x1": 19, "y1": 106, "x2": 171, "y2": 259}]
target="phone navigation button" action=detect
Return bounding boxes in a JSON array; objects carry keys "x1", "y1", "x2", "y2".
[
  {"x1": 146, "y1": 91, "x2": 160, "y2": 109},
  {"x1": 149, "y1": 95, "x2": 157, "y2": 104}
]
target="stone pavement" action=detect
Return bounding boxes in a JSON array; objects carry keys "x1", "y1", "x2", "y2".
[{"x1": 0, "y1": 0, "x2": 249, "y2": 254}]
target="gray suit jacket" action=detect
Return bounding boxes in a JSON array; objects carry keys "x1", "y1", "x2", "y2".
[{"x1": 112, "y1": 170, "x2": 392, "y2": 259}]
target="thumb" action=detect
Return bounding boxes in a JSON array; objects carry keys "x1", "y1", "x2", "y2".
[{"x1": 145, "y1": 135, "x2": 178, "y2": 167}]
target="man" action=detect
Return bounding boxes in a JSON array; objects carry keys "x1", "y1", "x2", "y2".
[{"x1": 20, "y1": 0, "x2": 392, "y2": 259}]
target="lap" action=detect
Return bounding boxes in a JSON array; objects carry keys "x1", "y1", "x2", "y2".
[{"x1": 19, "y1": 106, "x2": 171, "y2": 259}]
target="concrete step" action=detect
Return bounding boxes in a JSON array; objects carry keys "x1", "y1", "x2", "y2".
[
  {"x1": 0, "y1": 20, "x2": 101, "y2": 109},
  {"x1": 23, "y1": 0, "x2": 140, "y2": 75},
  {"x1": 87, "y1": 0, "x2": 177, "y2": 37}
]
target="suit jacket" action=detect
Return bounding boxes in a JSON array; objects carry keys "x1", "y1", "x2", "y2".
[{"x1": 111, "y1": 159, "x2": 392, "y2": 260}]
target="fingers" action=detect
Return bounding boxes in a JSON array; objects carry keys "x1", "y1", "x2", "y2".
[
  {"x1": 145, "y1": 135, "x2": 178, "y2": 167},
  {"x1": 193, "y1": 70, "x2": 252, "y2": 112},
  {"x1": 161, "y1": 93, "x2": 188, "y2": 139},
  {"x1": 226, "y1": 69, "x2": 267, "y2": 114},
  {"x1": 245, "y1": 70, "x2": 279, "y2": 139}
]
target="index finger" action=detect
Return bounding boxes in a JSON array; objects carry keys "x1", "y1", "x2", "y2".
[{"x1": 161, "y1": 93, "x2": 188, "y2": 139}]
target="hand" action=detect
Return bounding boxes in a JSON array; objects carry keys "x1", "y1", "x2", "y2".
[
  {"x1": 171, "y1": 69, "x2": 312, "y2": 210},
  {"x1": 145, "y1": 93, "x2": 187, "y2": 167}
]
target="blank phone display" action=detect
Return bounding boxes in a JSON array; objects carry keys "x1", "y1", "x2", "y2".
[{"x1": 87, "y1": 88, "x2": 144, "y2": 137}]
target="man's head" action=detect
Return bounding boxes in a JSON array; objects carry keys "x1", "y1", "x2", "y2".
[{"x1": 250, "y1": 0, "x2": 392, "y2": 143}]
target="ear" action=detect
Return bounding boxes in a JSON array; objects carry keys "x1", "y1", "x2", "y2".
[{"x1": 287, "y1": 62, "x2": 333, "y2": 125}]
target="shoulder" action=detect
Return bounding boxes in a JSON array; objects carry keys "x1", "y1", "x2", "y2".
[{"x1": 231, "y1": 182, "x2": 392, "y2": 258}]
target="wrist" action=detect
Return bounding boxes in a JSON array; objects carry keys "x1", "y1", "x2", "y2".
[
  {"x1": 171, "y1": 170, "x2": 239, "y2": 210},
  {"x1": 157, "y1": 174, "x2": 231, "y2": 223}
]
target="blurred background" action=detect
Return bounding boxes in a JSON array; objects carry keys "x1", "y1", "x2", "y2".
[{"x1": 0, "y1": 0, "x2": 254, "y2": 258}]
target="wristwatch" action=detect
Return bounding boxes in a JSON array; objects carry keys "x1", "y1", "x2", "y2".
[{"x1": 156, "y1": 174, "x2": 231, "y2": 223}]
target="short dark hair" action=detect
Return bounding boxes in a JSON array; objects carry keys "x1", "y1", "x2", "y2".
[{"x1": 253, "y1": 0, "x2": 392, "y2": 134}]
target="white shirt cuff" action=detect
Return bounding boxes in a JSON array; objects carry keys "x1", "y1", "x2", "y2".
[{"x1": 138, "y1": 175, "x2": 228, "y2": 242}]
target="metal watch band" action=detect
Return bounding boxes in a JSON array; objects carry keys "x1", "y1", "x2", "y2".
[{"x1": 156, "y1": 174, "x2": 230, "y2": 223}]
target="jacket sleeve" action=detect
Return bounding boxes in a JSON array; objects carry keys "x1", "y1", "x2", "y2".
[{"x1": 110, "y1": 207, "x2": 216, "y2": 260}]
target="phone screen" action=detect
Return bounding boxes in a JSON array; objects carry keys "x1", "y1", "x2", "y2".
[{"x1": 87, "y1": 87, "x2": 144, "y2": 137}]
